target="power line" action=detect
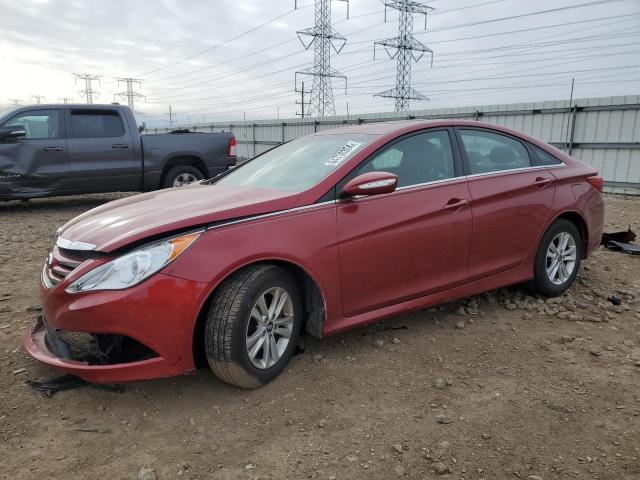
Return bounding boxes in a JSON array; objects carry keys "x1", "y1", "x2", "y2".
[
  {"x1": 295, "y1": 0, "x2": 350, "y2": 117},
  {"x1": 73, "y1": 73, "x2": 101, "y2": 104}
]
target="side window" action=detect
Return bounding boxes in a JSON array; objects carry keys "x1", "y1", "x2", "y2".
[
  {"x1": 359, "y1": 130, "x2": 456, "y2": 188},
  {"x1": 4, "y1": 110, "x2": 60, "y2": 139},
  {"x1": 70, "y1": 111, "x2": 125, "y2": 138},
  {"x1": 530, "y1": 144, "x2": 563, "y2": 166},
  {"x1": 459, "y1": 129, "x2": 531, "y2": 174}
]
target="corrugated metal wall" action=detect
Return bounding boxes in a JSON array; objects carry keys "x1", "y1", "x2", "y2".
[{"x1": 174, "y1": 94, "x2": 640, "y2": 194}]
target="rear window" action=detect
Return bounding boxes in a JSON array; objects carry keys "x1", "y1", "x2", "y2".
[
  {"x1": 70, "y1": 111, "x2": 125, "y2": 138},
  {"x1": 216, "y1": 134, "x2": 376, "y2": 193}
]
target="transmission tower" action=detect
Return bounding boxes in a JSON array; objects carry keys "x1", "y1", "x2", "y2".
[
  {"x1": 74, "y1": 73, "x2": 101, "y2": 104},
  {"x1": 374, "y1": 0, "x2": 434, "y2": 112},
  {"x1": 114, "y1": 78, "x2": 145, "y2": 111},
  {"x1": 30, "y1": 95, "x2": 46, "y2": 104},
  {"x1": 295, "y1": 0, "x2": 349, "y2": 118}
]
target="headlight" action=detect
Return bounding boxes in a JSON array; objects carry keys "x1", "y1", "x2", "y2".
[{"x1": 65, "y1": 231, "x2": 201, "y2": 293}]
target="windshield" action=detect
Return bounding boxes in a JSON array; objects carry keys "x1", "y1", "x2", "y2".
[
  {"x1": 0, "y1": 107, "x2": 18, "y2": 123},
  {"x1": 216, "y1": 134, "x2": 376, "y2": 193}
]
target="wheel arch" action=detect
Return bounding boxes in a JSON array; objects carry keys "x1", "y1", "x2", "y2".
[
  {"x1": 160, "y1": 155, "x2": 209, "y2": 187},
  {"x1": 553, "y1": 211, "x2": 589, "y2": 258},
  {"x1": 191, "y1": 259, "x2": 327, "y2": 368}
]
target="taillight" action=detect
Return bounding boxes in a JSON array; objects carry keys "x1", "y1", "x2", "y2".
[
  {"x1": 586, "y1": 175, "x2": 604, "y2": 193},
  {"x1": 227, "y1": 137, "x2": 237, "y2": 158}
]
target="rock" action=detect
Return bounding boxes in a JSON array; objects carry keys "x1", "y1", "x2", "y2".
[
  {"x1": 312, "y1": 354, "x2": 323, "y2": 363},
  {"x1": 608, "y1": 296, "x2": 622, "y2": 306},
  {"x1": 433, "y1": 462, "x2": 449, "y2": 475},
  {"x1": 455, "y1": 321, "x2": 465, "y2": 330},
  {"x1": 434, "y1": 378, "x2": 446, "y2": 389},
  {"x1": 590, "y1": 350, "x2": 602, "y2": 357},
  {"x1": 25, "y1": 304, "x2": 41, "y2": 312},
  {"x1": 523, "y1": 312, "x2": 533, "y2": 320},
  {"x1": 436, "y1": 414, "x2": 451, "y2": 424},
  {"x1": 456, "y1": 306, "x2": 466, "y2": 315},
  {"x1": 527, "y1": 476, "x2": 543, "y2": 480},
  {"x1": 346, "y1": 455, "x2": 358, "y2": 463},
  {"x1": 318, "y1": 419, "x2": 327, "y2": 428},
  {"x1": 392, "y1": 444, "x2": 403, "y2": 454},
  {"x1": 568, "y1": 313, "x2": 583, "y2": 322},
  {"x1": 392, "y1": 337, "x2": 401, "y2": 344},
  {"x1": 561, "y1": 335, "x2": 573, "y2": 343},
  {"x1": 394, "y1": 465, "x2": 405, "y2": 476},
  {"x1": 244, "y1": 464, "x2": 256, "y2": 471},
  {"x1": 634, "y1": 360, "x2": 640, "y2": 367},
  {"x1": 482, "y1": 432, "x2": 491, "y2": 439},
  {"x1": 138, "y1": 467, "x2": 156, "y2": 480},
  {"x1": 374, "y1": 339, "x2": 384, "y2": 348},
  {"x1": 12, "y1": 368, "x2": 26, "y2": 375}
]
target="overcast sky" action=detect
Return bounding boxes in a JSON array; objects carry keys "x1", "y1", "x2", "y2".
[{"x1": 1, "y1": 0, "x2": 639, "y2": 127}]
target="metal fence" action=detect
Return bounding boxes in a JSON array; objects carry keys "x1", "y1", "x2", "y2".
[{"x1": 160, "y1": 95, "x2": 640, "y2": 194}]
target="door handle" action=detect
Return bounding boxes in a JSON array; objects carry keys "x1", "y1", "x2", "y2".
[
  {"x1": 443, "y1": 198, "x2": 470, "y2": 211},
  {"x1": 43, "y1": 146, "x2": 63, "y2": 152},
  {"x1": 533, "y1": 177, "x2": 552, "y2": 187},
  {"x1": 112, "y1": 144, "x2": 129, "y2": 149}
]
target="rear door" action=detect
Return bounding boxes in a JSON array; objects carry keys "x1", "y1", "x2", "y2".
[
  {"x1": 455, "y1": 128, "x2": 556, "y2": 278},
  {"x1": 65, "y1": 108, "x2": 138, "y2": 192},
  {"x1": 0, "y1": 108, "x2": 68, "y2": 196},
  {"x1": 337, "y1": 129, "x2": 473, "y2": 316}
]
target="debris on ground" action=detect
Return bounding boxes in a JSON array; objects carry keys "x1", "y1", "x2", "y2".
[{"x1": 601, "y1": 227, "x2": 639, "y2": 254}]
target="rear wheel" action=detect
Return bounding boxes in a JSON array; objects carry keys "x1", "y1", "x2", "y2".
[
  {"x1": 163, "y1": 165, "x2": 205, "y2": 188},
  {"x1": 531, "y1": 219, "x2": 582, "y2": 296},
  {"x1": 204, "y1": 265, "x2": 302, "y2": 388}
]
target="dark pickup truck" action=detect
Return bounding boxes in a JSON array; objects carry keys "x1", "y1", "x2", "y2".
[{"x1": 0, "y1": 104, "x2": 236, "y2": 200}]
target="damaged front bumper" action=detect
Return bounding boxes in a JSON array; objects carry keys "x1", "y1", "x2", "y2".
[{"x1": 24, "y1": 273, "x2": 210, "y2": 383}]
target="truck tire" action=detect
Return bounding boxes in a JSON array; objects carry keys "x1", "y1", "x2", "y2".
[
  {"x1": 204, "y1": 265, "x2": 302, "y2": 389},
  {"x1": 163, "y1": 165, "x2": 205, "y2": 188}
]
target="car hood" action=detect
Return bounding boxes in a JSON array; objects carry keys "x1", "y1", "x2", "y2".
[{"x1": 59, "y1": 183, "x2": 299, "y2": 252}]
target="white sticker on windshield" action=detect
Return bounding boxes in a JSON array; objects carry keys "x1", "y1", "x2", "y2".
[{"x1": 325, "y1": 141, "x2": 363, "y2": 166}]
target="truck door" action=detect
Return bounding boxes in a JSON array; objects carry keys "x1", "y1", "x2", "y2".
[
  {"x1": 0, "y1": 108, "x2": 68, "y2": 198},
  {"x1": 65, "y1": 108, "x2": 139, "y2": 193}
]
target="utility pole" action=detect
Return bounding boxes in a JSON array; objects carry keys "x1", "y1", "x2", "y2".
[
  {"x1": 295, "y1": 0, "x2": 349, "y2": 118},
  {"x1": 30, "y1": 95, "x2": 46, "y2": 104},
  {"x1": 563, "y1": 77, "x2": 575, "y2": 151},
  {"x1": 58, "y1": 97, "x2": 73, "y2": 104},
  {"x1": 374, "y1": 0, "x2": 434, "y2": 112},
  {"x1": 114, "y1": 78, "x2": 145, "y2": 111},
  {"x1": 295, "y1": 81, "x2": 311, "y2": 118},
  {"x1": 165, "y1": 105, "x2": 176, "y2": 126},
  {"x1": 73, "y1": 73, "x2": 101, "y2": 104}
]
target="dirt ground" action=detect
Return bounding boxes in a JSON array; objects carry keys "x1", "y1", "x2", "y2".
[{"x1": 0, "y1": 193, "x2": 639, "y2": 480}]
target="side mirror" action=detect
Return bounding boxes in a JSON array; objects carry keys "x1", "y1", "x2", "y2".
[
  {"x1": 342, "y1": 171, "x2": 398, "y2": 197},
  {"x1": 0, "y1": 126, "x2": 26, "y2": 139}
]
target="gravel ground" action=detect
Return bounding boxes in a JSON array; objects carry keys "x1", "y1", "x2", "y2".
[{"x1": 0, "y1": 193, "x2": 639, "y2": 480}]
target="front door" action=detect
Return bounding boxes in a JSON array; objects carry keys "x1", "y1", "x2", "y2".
[
  {"x1": 0, "y1": 108, "x2": 68, "y2": 197},
  {"x1": 455, "y1": 128, "x2": 556, "y2": 278},
  {"x1": 65, "y1": 108, "x2": 139, "y2": 193},
  {"x1": 337, "y1": 129, "x2": 473, "y2": 316}
]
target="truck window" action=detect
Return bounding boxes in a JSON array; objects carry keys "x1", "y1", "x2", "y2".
[
  {"x1": 70, "y1": 110, "x2": 125, "y2": 138},
  {"x1": 4, "y1": 110, "x2": 61, "y2": 139}
]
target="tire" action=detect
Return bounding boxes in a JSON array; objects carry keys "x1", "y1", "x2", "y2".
[
  {"x1": 204, "y1": 265, "x2": 302, "y2": 389},
  {"x1": 531, "y1": 219, "x2": 582, "y2": 297},
  {"x1": 162, "y1": 165, "x2": 205, "y2": 188}
]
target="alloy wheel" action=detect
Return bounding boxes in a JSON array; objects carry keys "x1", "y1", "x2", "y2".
[
  {"x1": 173, "y1": 173, "x2": 198, "y2": 187},
  {"x1": 245, "y1": 287, "x2": 294, "y2": 369},
  {"x1": 545, "y1": 232, "x2": 577, "y2": 285}
]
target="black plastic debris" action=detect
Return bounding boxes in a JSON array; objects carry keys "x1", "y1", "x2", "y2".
[
  {"x1": 26, "y1": 374, "x2": 87, "y2": 398},
  {"x1": 608, "y1": 296, "x2": 622, "y2": 306},
  {"x1": 601, "y1": 227, "x2": 639, "y2": 255}
]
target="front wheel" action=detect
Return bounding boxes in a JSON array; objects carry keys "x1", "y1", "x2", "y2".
[
  {"x1": 531, "y1": 219, "x2": 582, "y2": 296},
  {"x1": 204, "y1": 265, "x2": 302, "y2": 388}
]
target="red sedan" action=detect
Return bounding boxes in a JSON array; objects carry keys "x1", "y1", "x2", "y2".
[{"x1": 24, "y1": 120, "x2": 604, "y2": 388}]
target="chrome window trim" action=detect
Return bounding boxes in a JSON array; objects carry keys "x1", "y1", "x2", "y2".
[
  {"x1": 465, "y1": 162, "x2": 566, "y2": 180},
  {"x1": 56, "y1": 236, "x2": 97, "y2": 251}
]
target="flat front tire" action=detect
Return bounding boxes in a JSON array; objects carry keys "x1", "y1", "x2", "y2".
[
  {"x1": 204, "y1": 265, "x2": 302, "y2": 388},
  {"x1": 532, "y1": 219, "x2": 582, "y2": 296}
]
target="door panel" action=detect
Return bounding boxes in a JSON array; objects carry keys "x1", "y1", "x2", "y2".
[
  {"x1": 456, "y1": 127, "x2": 556, "y2": 278},
  {"x1": 0, "y1": 109, "x2": 69, "y2": 196},
  {"x1": 65, "y1": 109, "x2": 139, "y2": 192},
  {"x1": 466, "y1": 169, "x2": 555, "y2": 277},
  {"x1": 337, "y1": 179, "x2": 473, "y2": 316}
]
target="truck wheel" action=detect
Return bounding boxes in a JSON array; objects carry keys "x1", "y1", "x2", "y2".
[
  {"x1": 204, "y1": 265, "x2": 302, "y2": 389},
  {"x1": 163, "y1": 165, "x2": 205, "y2": 188}
]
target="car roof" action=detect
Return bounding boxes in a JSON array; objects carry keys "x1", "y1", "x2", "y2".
[
  {"x1": 11, "y1": 104, "x2": 126, "y2": 110},
  {"x1": 313, "y1": 119, "x2": 521, "y2": 136}
]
